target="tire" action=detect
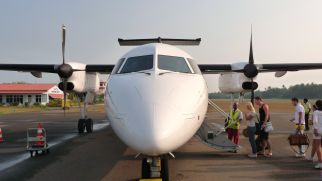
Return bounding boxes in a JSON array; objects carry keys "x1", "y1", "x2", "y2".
[
  {"x1": 78, "y1": 119, "x2": 86, "y2": 133},
  {"x1": 161, "y1": 158, "x2": 169, "y2": 181},
  {"x1": 30, "y1": 151, "x2": 33, "y2": 157},
  {"x1": 141, "y1": 158, "x2": 150, "y2": 179},
  {"x1": 85, "y1": 119, "x2": 93, "y2": 133}
]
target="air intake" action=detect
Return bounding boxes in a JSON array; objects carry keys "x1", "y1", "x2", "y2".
[
  {"x1": 242, "y1": 81, "x2": 258, "y2": 90},
  {"x1": 58, "y1": 82, "x2": 75, "y2": 91}
]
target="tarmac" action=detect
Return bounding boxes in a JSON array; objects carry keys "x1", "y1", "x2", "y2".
[{"x1": 0, "y1": 109, "x2": 322, "y2": 181}]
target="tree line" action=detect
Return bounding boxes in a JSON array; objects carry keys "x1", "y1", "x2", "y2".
[{"x1": 209, "y1": 83, "x2": 322, "y2": 99}]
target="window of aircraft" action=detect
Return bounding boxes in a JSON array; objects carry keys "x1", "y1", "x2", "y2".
[
  {"x1": 119, "y1": 55, "x2": 153, "y2": 74},
  {"x1": 158, "y1": 55, "x2": 192, "y2": 73},
  {"x1": 187, "y1": 58, "x2": 201, "y2": 74},
  {"x1": 111, "y1": 58, "x2": 125, "y2": 74}
]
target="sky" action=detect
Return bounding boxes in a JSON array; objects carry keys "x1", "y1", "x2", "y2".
[{"x1": 0, "y1": 0, "x2": 322, "y2": 92}]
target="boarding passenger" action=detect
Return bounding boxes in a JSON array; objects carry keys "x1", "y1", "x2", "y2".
[
  {"x1": 312, "y1": 100, "x2": 322, "y2": 169},
  {"x1": 255, "y1": 96, "x2": 272, "y2": 157},
  {"x1": 245, "y1": 102, "x2": 257, "y2": 158},
  {"x1": 308, "y1": 105, "x2": 319, "y2": 161},
  {"x1": 227, "y1": 102, "x2": 243, "y2": 147},
  {"x1": 290, "y1": 97, "x2": 306, "y2": 157},
  {"x1": 303, "y1": 98, "x2": 312, "y2": 131}
]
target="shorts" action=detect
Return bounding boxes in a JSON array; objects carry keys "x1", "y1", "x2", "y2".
[
  {"x1": 259, "y1": 129, "x2": 269, "y2": 140},
  {"x1": 259, "y1": 122, "x2": 269, "y2": 140}
]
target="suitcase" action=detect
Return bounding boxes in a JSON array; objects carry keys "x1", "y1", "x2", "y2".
[{"x1": 288, "y1": 133, "x2": 310, "y2": 146}]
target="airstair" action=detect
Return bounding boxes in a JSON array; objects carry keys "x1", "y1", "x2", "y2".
[{"x1": 195, "y1": 99, "x2": 239, "y2": 152}]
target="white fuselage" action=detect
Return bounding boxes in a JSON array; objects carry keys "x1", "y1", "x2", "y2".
[{"x1": 104, "y1": 43, "x2": 208, "y2": 156}]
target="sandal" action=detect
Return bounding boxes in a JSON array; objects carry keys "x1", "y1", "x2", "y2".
[
  {"x1": 264, "y1": 152, "x2": 273, "y2": 157},
  {"x1": 257, "y1": 152, "x2": 264, "y2": 155}
]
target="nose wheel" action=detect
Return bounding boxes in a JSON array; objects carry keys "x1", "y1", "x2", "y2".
[
  {"x1": 78, "y1": 118, "x2": 93, "y2": 133},
  {"x1": 141, "y1": 157, "x2": 169, "y2": 181}
]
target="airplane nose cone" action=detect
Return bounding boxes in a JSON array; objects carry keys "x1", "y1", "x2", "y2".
[
  {"x1": 119, "y1": 102, "x2": 197, "y2": 155},
  {"x1": 137, "y1": 103, "x2": 186, "y2": 154},
  {"x1": 106, "y1": 73, "x2": 207, "y2": 155}
]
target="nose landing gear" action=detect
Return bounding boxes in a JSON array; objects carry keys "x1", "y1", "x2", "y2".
[{"x1": 141, "y1": 157, "x2": 169, "y2": 181}]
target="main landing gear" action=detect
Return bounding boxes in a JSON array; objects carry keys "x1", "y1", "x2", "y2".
[
  {"x1": 141, "y1": 157, "x2": 169, "y2": 181},
  {"x1": 76, "y1": 93, "x2": 94, "y2": 134}
]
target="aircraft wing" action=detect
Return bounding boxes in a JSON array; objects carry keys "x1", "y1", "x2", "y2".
[
  {"x1": 198, "y1": 63, "x2": 322, "y2": 75},
  {"x1": 198, "y1": 64, "x2": 232, "y2": 74},
  {"x1": 259, "y1": 63, "x2": 322, "y2": 72},
  {"x1": 0, "y1": 64, "x2": 115, "y2": 74},
  {"x1": 0, "y1": 64, "x2": 57, "y2": 73},
  {"x1": 85, "y1": 65, "x2": 115, "y2": 73}
]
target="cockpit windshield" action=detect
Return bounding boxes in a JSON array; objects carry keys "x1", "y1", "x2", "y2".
[
  {"x1": 119, "y1": 55, "x2": 153, "y2": 74},
  {"x1": 158, "y1": 55, "x2": 192, "y2": 73}
]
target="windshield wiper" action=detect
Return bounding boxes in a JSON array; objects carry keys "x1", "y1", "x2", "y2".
[
  {"x1": 137, "y1": 71, "x2": 151, "y2": 75},
  {"x1": 159, "y1": 71, "x2": 174, "y2": 75}
]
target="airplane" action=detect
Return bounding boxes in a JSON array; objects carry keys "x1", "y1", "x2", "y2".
[{"x1": 2, "y1": 26, "x2": 322, "y2": 181}]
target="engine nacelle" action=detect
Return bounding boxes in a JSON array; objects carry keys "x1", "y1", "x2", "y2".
[
  {"x1": 218, "y1": 73, "x2": 257, "y2": 94},
  {"x1": 58, "y1": 62, "x2": 100, "y2": 94}
]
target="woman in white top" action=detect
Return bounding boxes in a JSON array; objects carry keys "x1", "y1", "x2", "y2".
[
  {"x1": 312, "y1": 100, "x2": 322, "y2": 169},
  {"x1": 308, "y1": 105, "x2": 318, "y2": 161},
  {"x1": 245, "y1": 102, "x2": 257, "y2": 158}
]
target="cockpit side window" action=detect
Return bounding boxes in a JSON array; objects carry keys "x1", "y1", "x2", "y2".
[
  {"x1": 158, "y1": 55, "x2": 192, "y2": 73},
  {"x1": 111, "y1": 58, "x2": 126, "y2": 74},
  {"x1": 119, "y1": 55, "x2": 153, "y2": 74},
  {"x1": 187, "y1": 58, "x2": 202, "y2": 74}
]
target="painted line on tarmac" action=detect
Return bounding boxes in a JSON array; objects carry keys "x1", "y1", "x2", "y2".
[
  {"x1": 0, "y1": 121, "x2": 110, "y2": 172},
  {"x1": 12, "y1": 120, "x2": 35, "y2": 122}
]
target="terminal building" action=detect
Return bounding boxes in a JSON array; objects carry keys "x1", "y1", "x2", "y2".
[{"x1": 0, "y1": 84, "x2": 63, "y2": 105}]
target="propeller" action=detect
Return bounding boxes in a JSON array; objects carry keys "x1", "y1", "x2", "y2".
[
  {"x1": 240, "y1": 28, "x2": 259, "y2": 105},
  {"x1": 249, "y1": 29, "x2": 255, "y2": 105},
  {"x1": 54, "y1": 25, "x2": 86, "y2": 115},
  {"x1": 56, "y1": 25, "x2": 73, "y2": 115}
]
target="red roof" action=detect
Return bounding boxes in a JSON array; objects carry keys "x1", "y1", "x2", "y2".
[
  {"x1": 0, "y1": 84, "x2": 57, "y2": 94},
  {"x1": 49, "y1": 94, "x2": 63, "y2": 99}
]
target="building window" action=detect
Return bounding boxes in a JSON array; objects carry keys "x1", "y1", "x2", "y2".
[
  {"x1": 15, "y1": 95, "x2": 23, "y2": 104},
  {"x1": 6, "y1": 95, "x2": 12, "y2": 103},
  {"x1": 6, "y1": 95, "x2": 23, "y2": 104},
  {"x1": 36, "y1": 95, "x2": 42, "y2": 103}
]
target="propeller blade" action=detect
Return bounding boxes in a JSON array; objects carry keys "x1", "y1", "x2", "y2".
[
  {"x1": 62, "y1": 25, "x2": 66, "y2": 64},
  {"x1": 249, "y1": 25, "x2": 254, "y2": 65},
  {"x1": 250, "y1": 78, "x2": 255, "y2": 105},
  {"x1": 63, "y1": 79, "x2": 67, "y2": 116}
]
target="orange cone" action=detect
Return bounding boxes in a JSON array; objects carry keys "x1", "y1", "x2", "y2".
[
  {"x1": 36, "y1": 123, "x2": 44, "y2": 147},
  {"x1": 0, "y1": 128, "x2": 3, "y2": 143}
]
